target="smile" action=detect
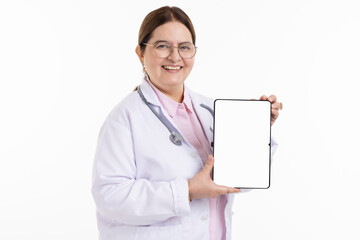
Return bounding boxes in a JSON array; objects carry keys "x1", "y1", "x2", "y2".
[{"x1": 162, "y1": 65, "x2": 182, "y2": 70}]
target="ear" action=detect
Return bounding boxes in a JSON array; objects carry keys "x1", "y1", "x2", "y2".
[{"x1": 135, "y1": 45, "x2": 144, "y2": 63}]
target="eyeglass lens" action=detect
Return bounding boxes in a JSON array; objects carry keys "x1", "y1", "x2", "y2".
[{"x1": 154, "y1": 42, "x2": 196, "y2": 59}]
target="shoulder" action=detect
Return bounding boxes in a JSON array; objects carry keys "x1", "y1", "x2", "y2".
[
  {"x1": 107, "y1": 91, "x2": 142, "y2": 123},
  {"x1": 188, "y1": 88, "x2": 214, "y2": 109}
]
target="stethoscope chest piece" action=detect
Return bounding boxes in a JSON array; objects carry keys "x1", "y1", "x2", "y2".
[{"x1": 170, "y1": 132, "x2": 182, "y2": 146}]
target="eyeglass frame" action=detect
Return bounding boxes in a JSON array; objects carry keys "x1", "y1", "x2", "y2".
[{"x1": 141, "y1": 41, "x2": 198, "y2": 59}]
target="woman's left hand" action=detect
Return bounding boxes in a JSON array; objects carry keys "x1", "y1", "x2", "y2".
[{"x1": 260, "y1": 95, "x2": 281, "y2": 126}]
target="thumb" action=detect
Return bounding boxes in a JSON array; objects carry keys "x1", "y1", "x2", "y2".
[{"x1": 203, "y1": 155, "x2": 214, "y2": 174}]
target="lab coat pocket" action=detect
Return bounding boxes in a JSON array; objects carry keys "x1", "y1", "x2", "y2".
[{"x1": 134, "y1": 224, "x2": 183, "y2": 240}]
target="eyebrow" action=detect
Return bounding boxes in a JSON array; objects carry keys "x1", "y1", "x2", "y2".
[{"x1": 153, "y1": 40, "x2": 193, "y2": 45}]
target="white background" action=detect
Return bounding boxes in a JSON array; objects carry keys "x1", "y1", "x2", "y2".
[{"x1": 1, "y1": 0, "x2": 359, "y2": 239}]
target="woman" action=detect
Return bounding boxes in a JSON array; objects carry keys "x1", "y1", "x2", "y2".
[{"x1": 92, "y1": 6, "x2": 280, "y2": 240}]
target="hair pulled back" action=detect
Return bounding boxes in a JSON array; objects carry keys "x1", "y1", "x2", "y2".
[{"x1": 138, "y1": 6, "x2": 196, "y2": 52}]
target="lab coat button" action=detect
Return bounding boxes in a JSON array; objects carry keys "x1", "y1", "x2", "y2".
[{"x1": 201, "y1": 215, "x2": 208, "y2": 221}]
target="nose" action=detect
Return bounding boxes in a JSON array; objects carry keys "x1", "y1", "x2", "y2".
[{"x1": 167, "y1": 46, "x2": 182, "y2": 62}]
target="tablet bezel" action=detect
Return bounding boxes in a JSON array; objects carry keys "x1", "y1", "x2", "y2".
[{"x1": 212, "y1": 99, "x2": 272, "y2": 189}]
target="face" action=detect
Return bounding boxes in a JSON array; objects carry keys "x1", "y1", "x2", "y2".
[{"x1": 136, "y1": 21, "x2": 195, "y2": 98}]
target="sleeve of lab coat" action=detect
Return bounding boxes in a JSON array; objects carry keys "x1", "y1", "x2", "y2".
[{"x1": 92, "y1": 117, "x2": 190, "y2": 226}]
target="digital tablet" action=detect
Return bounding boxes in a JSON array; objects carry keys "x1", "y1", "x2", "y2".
[{"x1": 212, "y1": 99, "x2": 272, "y2": 189}]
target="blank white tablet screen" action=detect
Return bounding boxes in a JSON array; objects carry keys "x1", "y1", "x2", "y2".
[{"x1": 213, "y1": 99, "x2": 271, "y2": 189}]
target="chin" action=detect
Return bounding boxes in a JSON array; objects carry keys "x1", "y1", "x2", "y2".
[{"x1": 166, "y1": 78, "x2": 186, "y2": 87}]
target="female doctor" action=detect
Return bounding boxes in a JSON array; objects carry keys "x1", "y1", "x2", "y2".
[{"x1": 92, "y1": 6, "x2": 281, "y2": 240}]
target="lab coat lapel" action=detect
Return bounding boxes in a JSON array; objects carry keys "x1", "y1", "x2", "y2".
[
  {"x1": 189, "y1": 90, "x2": 214, "y2": 148},
  {"x1": 139, "y1": 80, "x2": 214, "y2": 148},
  {"x1": 139, "y1": 79, "x2": 163, "y2": 107},
  {"x1": 139, "y1": 79, "x2": 182, "y2": 137}
]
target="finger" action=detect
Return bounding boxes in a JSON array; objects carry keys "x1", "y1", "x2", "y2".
[
  {"x1": 272, "y1": 108, "x2": 279, "y2": 117},
  {"x1": 272, "y1": 102, "x2": 281, "y2": 110},
  {"x1": 272, "y1": 109, "x2": 279, "y2": 117},
  {"x1": 260, "y1": 95, "x2": 267, "y2": 101},
  {"x1": 271, "y1": 110, "x2": 279, "y2": 125},
  {"x1": 217, "y1": 185, "x2": 241, "y2": 194},
  {"x1": 227, "y1": 187, "x2": 241, "y2": 194},
  {"x1": 203, "y1": 155, "x2": 215, "y2": 174},
  {"x1": 268, "y1": 95, "x2": 277, "y2": 103}
]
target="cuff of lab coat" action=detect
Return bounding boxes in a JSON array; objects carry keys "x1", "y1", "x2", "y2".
[
  {"x1": 270, "y1": 136, "x2": 278, "y2": 156},
  {"x1": 170, "y1": 178, "x2": 190, "y2": 217}
]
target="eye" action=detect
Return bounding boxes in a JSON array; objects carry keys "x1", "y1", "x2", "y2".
[
  {"x1": 155, "y1": 43, "x2": 171, "y2": 49},
  {"x1": 179, "y1": 44, "x2": 192, "y2": 51}
]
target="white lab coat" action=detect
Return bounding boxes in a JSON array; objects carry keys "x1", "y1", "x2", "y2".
[{"x1": 92, "y1": 79, "x2": 277, "y2": 240}]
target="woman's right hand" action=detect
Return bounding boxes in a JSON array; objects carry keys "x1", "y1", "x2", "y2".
[{"x1": 188, "y1": 155, "x2": 240, "y2": 201}]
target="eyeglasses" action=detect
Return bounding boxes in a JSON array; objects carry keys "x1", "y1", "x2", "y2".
[{"x1": 143, "y1": 41, "x2": 197, "y2": 59}]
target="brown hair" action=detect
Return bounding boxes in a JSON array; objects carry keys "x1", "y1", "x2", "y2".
[{"x1": 138, "y1": 6, "x2": 196, "y2": 52}]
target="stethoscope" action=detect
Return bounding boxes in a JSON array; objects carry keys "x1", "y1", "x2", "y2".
[{"x1": 137, "y1": 86, "x2": 213, "y2": 146}]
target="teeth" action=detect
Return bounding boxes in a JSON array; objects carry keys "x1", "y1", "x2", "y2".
[{"x1": 163, "y1": 66, "x2": 181, "y2": 70}]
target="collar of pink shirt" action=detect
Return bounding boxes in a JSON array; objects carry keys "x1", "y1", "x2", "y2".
[{"x1": 145, "y1": 77, "x2": 194, "y2": 117}]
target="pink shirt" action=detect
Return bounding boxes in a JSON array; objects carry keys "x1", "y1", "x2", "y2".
[{"x1": 147, "y1": 80, "x2": 227, "y2": 240}]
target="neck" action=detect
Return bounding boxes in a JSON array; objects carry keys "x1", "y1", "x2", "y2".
[
  {"x1": 148, "y1": 79, "x2": 184, "y2": 103},
  {"x1": 163, "y1": 86, "x2": 184, "y2": 103}
]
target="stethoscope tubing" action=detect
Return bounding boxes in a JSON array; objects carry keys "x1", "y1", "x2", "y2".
[
  {"x1": 138, "y1": 86, "x2": 183, "y2": 146},
  {"x1": 137, "y1": 86, "x2": 213, "y2": 146}
]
